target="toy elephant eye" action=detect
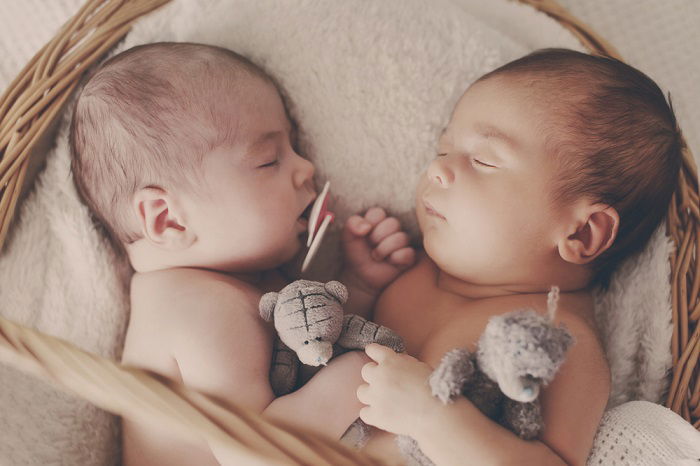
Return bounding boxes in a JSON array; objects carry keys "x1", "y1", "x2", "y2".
[
  {"x1": 315, "y1": 337, "x2": 322, "y2": 342},
  {"x1": 304, "y1": 340, "x2": 309, "y2": 345}
]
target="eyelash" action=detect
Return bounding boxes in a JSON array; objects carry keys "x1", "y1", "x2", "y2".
[
  {"x1": 436, "y1": 153, "x2": 496, "y2": 168},
  {"x1": 258, "y1": 159, "x2": 279, "y2": 169}
]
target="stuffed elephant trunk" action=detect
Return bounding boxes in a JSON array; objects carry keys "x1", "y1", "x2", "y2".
[
  {"x1": 296, "y1": 341, "x2": 334, "y2": 366},
  {"x1": 499, "y1": 374, "x2": 541, "y2": 402}
]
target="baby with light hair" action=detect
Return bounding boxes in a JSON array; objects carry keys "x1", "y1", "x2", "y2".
[{"x1": 69, "y1": 42, "x2": 415, "y2": 465}]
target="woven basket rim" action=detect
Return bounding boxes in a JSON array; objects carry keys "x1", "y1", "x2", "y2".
[{"x1": 0, "y1": 0, "x2": 697, "y2": 464}]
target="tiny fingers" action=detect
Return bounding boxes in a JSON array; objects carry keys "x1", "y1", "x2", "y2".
[
  {"x1": 368, "y1": 217, "x2": 401, "y2": 246},
  {"x1": 372, "y1": 231, "x2": 410, "y2": 261},
  {"x1": 365, "y1": 343, "x2": 394, "y2": 362},
  {"x1": 359, "y1": 406, "x2": 374, "y2": 425},
  {"x1": 388, "y1": 247, "x2": 416, "y2": 267},
  {"x1": 345, "y1": 214, "x2": 372, "y2": 236},
  {"x1": 364, "y1": 207, "x2": 387, "y2": 225},
  {"x1": 356, "y1": 383, "x2": 370, "y2": 404},
  {"x1": 361, "y1": 361, "x2": 377, "y2": 382}
]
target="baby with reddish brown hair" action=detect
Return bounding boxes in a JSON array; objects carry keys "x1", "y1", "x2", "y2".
[{"x1": 352, "y1": 48, "x2": 682, "y2": 465}]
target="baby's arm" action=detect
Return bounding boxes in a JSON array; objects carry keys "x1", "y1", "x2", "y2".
[
  {"x1": 358, "y1": 334, "x2": 608, "y2": 466},
  {"x1": 357, "y1": 345, "x2": 565, "y2": 465},
  {"x1": 174, "y1": 280, "x2": 372, "y2": 462},
  {"x1": 264, "y1": 350, "x2": 368, "y2": 435},
  {"x1": 340, "y1": 207, "x2": 415, "y2": 319}
]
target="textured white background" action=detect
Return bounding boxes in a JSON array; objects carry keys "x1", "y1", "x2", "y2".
[{"x1": 2, "y1": 0, "x2": 699, "y2": 164}]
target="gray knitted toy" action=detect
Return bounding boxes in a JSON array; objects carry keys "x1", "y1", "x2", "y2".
[
  {"x1": 259, "y1": 279, "x2": 405, "y2": 396},
  {"x1": 398, "y1": 286, "x2": 574, "y2": 466}
]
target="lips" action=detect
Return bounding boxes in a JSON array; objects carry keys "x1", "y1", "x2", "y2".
[
  {"x1": 423, "y1": 198, "x2": 446, "y2": 220},
  {"x1": 295, "y1": 194, "x2": 316, "y2": 232},
  {"x1": 299, "y1": 195, "x2": 316, "y2": 221}
]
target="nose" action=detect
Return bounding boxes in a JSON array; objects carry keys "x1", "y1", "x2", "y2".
[
  {"x1": 427, "y1": 156, "x2": 455, "y2": 187},
  {"x1": 292, "y1": 153, "x2": 315, "y2": 189}
]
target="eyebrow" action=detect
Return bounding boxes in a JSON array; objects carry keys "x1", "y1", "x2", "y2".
[
  {"x1": 474, "y1": 122, "x2": 519, "y2": 150},
  {"x1": 246, "y1": 119, "x2": 294, "y2": 156},
  {"x1": 245, "y1": 131, "x2": 283, "y2": 159}
]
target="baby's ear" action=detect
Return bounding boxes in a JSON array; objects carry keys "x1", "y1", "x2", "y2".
[
  {"x1": 259, "y1": 292, "x2": 279, "y2": 321},
  {"x1": 558, "y1": 203, "x2": 619, "y2": 264},
  {"x1": 132, "y1": 187, "x2": 195, "y2": 250},
  {"x1": 324, "y1": 281, "x2": 348, "y2": 304}
]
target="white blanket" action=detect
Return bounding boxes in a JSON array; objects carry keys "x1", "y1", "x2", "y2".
[
  {"x1": 0, "y1": 0, "x2": 697, "y2": 464},
  {"x1": 588, "y1": 401, "x2": 700, "y2": 465}
]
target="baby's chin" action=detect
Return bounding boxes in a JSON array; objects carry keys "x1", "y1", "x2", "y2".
[
  {"x1": 263, "y1": 233, "x2": 306, "y2": 271},
  {"x1": 421, "y1": 231, "x2": 465, "y2": 276},
  {"x1": 421, "y1": 231, "x2": 445, "y2": 264}
]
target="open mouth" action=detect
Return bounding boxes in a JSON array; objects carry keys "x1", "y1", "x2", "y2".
[
  {"x1": 305, "y1": 181, "x2": 333, "y2": 247},
  {"x1": 296, "y1": 190, "x2": 320, "y2": 231},
  {"x1": 301, "y1": 181, "x2": 334, "y2": 272},
  {"x1": 299, "y1": 198, "x2": 315, "y2": 222}
]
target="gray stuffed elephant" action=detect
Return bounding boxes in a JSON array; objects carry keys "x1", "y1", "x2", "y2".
[
  {"x1": 398, "y1": 288, "x2": 574, "y2": 466},
  {"x1": 259, "y1": 279, "x2": 405, "y2": 396}
]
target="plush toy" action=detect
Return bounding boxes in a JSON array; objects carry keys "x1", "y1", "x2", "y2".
[
  {"x1": 397, "y1": 286, "x2": 574, "y2": 466},
  {"x1": 259, "y1": 279, "x2": 405, "y2": 396}
]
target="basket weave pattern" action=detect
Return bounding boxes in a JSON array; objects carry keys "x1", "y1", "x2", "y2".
[{"x1": 0, "y1": 0, "x2": 697, "y2": 464}]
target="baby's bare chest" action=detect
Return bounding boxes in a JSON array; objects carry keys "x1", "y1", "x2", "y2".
[
  {"x1": 375, "y1": 279, "x2": 471, "y2": 362},
  {"x1": 373, "y1": 261, "x2": 558, "y2": 368},
  {"x1": 376, "y1": 290, "x2": 508, "y2": 366}
]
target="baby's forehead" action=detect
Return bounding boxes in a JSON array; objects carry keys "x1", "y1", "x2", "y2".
[
  {"x1": 445, "y1": 79, "x2": 551, "y2": 140},
  {"x1": 87, "y1": 46, "x2": 293, "y2": 166}
]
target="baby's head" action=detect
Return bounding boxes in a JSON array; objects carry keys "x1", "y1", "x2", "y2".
[
  {"x1": 418, "y1": 48, "x2": 681, "y2": 292},
  {"x1": 70, "y1": 42, "x2": 316, "y2": 274}
]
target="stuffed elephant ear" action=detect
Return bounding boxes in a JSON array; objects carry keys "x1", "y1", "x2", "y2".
[
  {"x1": 325, "y1": 281, "x2": 348, "y2": 304},
  {"x1": 259, "y1": 292, "x2": 279, "y2": 321}
]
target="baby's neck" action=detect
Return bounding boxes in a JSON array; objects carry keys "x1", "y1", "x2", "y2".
[
  {"x1": 435, "y1": 268, "x2": 588, "y2": 301},
  {"x1": 222, "y1": 269, "x2": 265, "y2": 285},
  {"x1": 126, "y1": 238, "x2": 290, "y2": 288}
]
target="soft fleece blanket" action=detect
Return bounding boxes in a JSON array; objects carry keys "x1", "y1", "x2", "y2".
[{"x1": 0, "y1": 0, "x2": 697, "y2": 464}]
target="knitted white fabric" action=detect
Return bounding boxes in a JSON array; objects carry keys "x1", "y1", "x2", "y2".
[
  {"x1": 0, "y1": 0, "x2": 698, "y2": 465},
  {"x1": 588, "y1": 401, "x2": 700, "y2": 466}
]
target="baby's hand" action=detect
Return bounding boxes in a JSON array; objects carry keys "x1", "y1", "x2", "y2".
[
  {"x1": 341, "y1": 207, "x2": 415, "y2": 295},
  {"x1": 356, "y1": 344, "x2": 435, "y2": 437}
]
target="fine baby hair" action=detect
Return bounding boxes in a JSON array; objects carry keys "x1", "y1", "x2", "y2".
[
  {"x1": 476, "y1": 48, "x2": 683, "y2": 291},
  {"x1": 69, "y1": 42, "x2": 276, "y2": 252}
]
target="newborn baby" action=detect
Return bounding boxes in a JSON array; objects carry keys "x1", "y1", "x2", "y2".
[
  {"x1": 69, "y1": 42, "x2": 414, "y2": 465},
  {"x1": 352, "y1": 48, "x2": 682, "y2": 465}
]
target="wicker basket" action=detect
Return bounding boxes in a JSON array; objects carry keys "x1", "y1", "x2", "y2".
[{"x1": 0, "y1": 0, "x2": 697, "y2": 464}]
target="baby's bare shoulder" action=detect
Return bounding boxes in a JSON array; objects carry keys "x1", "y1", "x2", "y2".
[
  {"x1": 132, "y1": 268, "x2": 261, "y2": 305},
  {"x1": 536, "y1": 293, "x2": 610, "y2": 465},
  {"x1": 125, "y1": 268, "x2": 268, "y2": 367},
  {"x1": 126, "y1": 268, "x2": 275, "y2": 410}
]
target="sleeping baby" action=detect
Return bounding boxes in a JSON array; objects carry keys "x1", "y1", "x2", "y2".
[
  {"x1": 350, "y1": 48, "x2": 682, "y2": 465},
  {"x1": 68, "y1": 42, "x2": 415, "y2": 466}
]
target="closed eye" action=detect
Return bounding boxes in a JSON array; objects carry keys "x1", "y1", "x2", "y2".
[
  {"x1": 439, "y1": 152, "x2": 497, "y2": 168},
  {"x1": 257, "y1": 159, "x2": 279, "y2": 169},
  {"x1": 473, "y1": 158, "x2": 497, "y2": 168}
]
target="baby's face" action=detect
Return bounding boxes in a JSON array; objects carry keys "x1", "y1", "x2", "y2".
[
  {"x1": 185, "y1": 82, "x2": 316, "y2": 272},
  {"x1": 416, "y1": 76, "x2": 564, "y2": 284}
]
